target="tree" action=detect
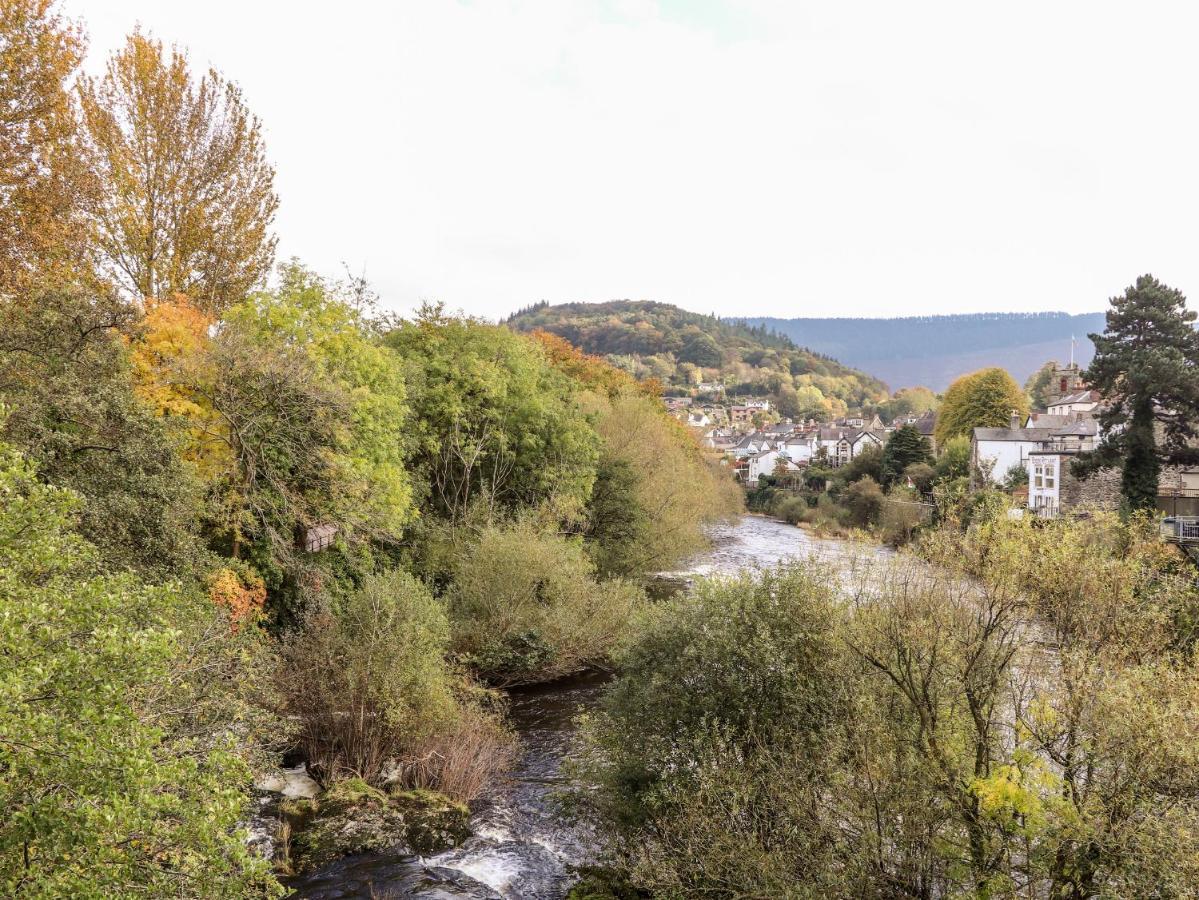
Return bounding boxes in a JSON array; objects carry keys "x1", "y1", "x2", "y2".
[
  {"x1": 78, "y1": 32, "x2": 277, "y2": 313},
  {"x1": 0, "y1": 439, "x2": 279, "y2": 896},
  {"x1": 1075, "y1": 275, "x2": 1199, "y2": 510},
  {"x1": 385, "y1": 305, "x2": 598, "y2": 522},
  {"x1": 881, "y1": 424, "x2": 931, "y2": 486},
  {"x1": 935, "y1": 367, "x2": 1028, "y2": 445},
  {"x1": 0, "y1": 0, "x2": 91, "y2": 292},
  {"x1": 1024, "y1": 359, "x2": 1059, "y2": 410},
  {"x1": 0, "y1": 287, "x2": 207, "y2": 579}
]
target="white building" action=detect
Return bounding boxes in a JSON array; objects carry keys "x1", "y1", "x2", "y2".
[
  {"x1": 1048, "y1": 390, "x2": 1100, "y2": 417},
  {"x1": 972, "y1": 417, "x2": 1099, "y2": 485}
]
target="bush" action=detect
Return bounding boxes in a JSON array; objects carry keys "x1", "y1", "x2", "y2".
[
  {"x1": 843, "y1": 476, "x2": 884, "y2": 527},
  {"x1": 904, "y1": 461, "x2": 936, "y2": 494},
  {"x1": 576, "y1": 565, "x2": 850, "y2": 894},
  {"x1": 281, "y1": 570, "x2": 471, "y2": 785},
  {"x1": 449, "y1": 519, "x2": 643, "y2": 685}
]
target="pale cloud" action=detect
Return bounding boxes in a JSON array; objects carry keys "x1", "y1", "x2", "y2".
[{"x1": 73, "y1": 1, "x2": 1199, "y2": 319}]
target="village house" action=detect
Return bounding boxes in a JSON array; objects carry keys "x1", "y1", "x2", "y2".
[
  {"x1": 971, "y1": 412, "x2": 1100, "y2": 485},
  {"x1": 1047, "y1": 389, "x2": 1101, "y2": 417}
]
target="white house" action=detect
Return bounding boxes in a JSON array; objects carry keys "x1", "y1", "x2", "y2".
[
  {"x1": 1048, "y1": 390, "x2": 1100, "y2": 417},
  {"x1": 686, "y1": 411, "x2": 711, "y2": 428},
  {"x1": 972, "y1": 417, "x2": 1099, "y2": 485},
  {"x1": 1027, "y1": 451, "x2": 1062, "y2": 514},
  {"x1": 849, "y1": 429, "x2": 885, "y2": 458},
  {"x1": 744, "y1": 448, "x2": 791, "y2": 481}
]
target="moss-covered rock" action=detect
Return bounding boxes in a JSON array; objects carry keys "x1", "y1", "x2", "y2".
[
  {"x1": 388, "y1": 788, "x2": 471, "y2": 855},
  {"x1": 282, "y1": 779, "x2": 471, "y2": 873},
  {"x1": 566, "y1": 865, "x2": 649, "y2": 900}
]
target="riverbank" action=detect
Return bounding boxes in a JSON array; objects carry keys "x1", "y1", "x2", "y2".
[{"x1": 280, "y1": 515, "x2": 877, "y2": 899}]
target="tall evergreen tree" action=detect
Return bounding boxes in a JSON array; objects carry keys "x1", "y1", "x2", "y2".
[
  {"x1": 881, "y1": 424, "x2": 932, "y2": 486},
  {"x1": 1075, "y1": 274, "x2": 1199, "y2": 510}
]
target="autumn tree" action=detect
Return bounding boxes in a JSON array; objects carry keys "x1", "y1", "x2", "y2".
[
  {"x1": 1075, "y1": 275, "x2": 1199, "y2": 510},
  {"x1": 935, "y1": 367, "x2": 1027, "y2": 445},
  {"x1": 77, "y1": 32, "x2": 277, "y2": 313},
  {"x1": 0, "y1": 0, "x2": 91, "y2": 292}
]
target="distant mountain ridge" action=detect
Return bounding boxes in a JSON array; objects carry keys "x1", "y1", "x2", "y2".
[{"x1": 737, "y1": 312, "x2": 1105, "y2": 392}]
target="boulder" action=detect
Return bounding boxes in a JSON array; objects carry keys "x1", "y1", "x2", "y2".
[{"x1": 283, "y1": 778, "x2": 470, "y2": 874}]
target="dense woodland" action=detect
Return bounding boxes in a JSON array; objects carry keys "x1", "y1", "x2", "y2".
[{"x1": 507, "y1": 299, "x2": 890, "y2": 420}]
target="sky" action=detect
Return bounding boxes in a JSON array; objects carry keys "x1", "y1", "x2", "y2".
[{"x1": 72, "y1": 1, "x2": 1199, "y2": 321}]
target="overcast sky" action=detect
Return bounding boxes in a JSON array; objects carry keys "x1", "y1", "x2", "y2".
[{"x1": 73, "y1": 1, "x2": 1199, "y2": 321}]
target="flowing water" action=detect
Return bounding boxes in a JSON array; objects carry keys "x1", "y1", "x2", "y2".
[{"x1": 286, "y1": 515, "x2": 869, "y2": 899}]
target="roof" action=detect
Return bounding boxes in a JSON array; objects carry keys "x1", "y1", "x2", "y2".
[
  {"x1": 973, "y1": 427, "x2": 1058, "y2": 442},
  {"x1": 1052, "y1": 390, "x2": 1100, "y2": 406}
]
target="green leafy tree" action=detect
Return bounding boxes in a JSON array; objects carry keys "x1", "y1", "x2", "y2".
[
  {"x1": 935, "y1": 367, "x2": 1028, "y2": 445},
  {"x1": 0, "y1": 287, "x2": 207, "y2": 579},
  {"x1": 0, "y1": 439, "x2": 278, "y2": 896},
  {"x1": 840, "y1": 444, "x2": 883, "y2": 484},
  {"x1": 385, "y1": 304, "x2": 598, "y2": 521},
  {"x1": 881, "y1": 424, "x2": 932, "y2": 486},
  {"x1": 1075, "y1": 274, "x2": 1199, "y2": 510},
  {"x1": 1024, "y1": 359, "x2": 1059, "y2": 410}
]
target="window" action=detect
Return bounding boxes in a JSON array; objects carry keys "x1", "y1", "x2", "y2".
[
  {"x1": 1045, "y1": 461, "x2": 1056, "y2": 489},
  {"x1": 1034, "y1": 464, "x2": 1043, "y2": 489}
]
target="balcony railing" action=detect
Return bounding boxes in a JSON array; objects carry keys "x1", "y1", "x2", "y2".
[{"x1": 1161, "y1": 517, "x2": 1199, "y2": 543}]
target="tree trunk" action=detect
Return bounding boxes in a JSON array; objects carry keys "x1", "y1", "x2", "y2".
[{"x1": 1122, "y1": 401, "x2": 1159, "y2": 512}]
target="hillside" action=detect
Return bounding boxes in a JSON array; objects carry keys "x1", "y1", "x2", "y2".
[
  {"x1": 739, "y1": 312, "x2": 1105, "y2": 392},
  {"x1": 505, "y1": 301, "x2": 889, "y2": 419}
]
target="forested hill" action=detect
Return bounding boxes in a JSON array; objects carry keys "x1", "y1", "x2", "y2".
[
  {"x1": 739, "y1": 312, "x2": 1105, "y2": 392},
  {"x1": 505, "y1": 300, "x2": 889, "y2": 414}
]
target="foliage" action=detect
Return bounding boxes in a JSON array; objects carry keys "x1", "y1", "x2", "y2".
[
  {"x1": 839, "y1": 444, "x2": 883, "y2": 484},
  {"x1": 582, "y1": 392, "x2": 741, "y2": 576},
  {"x1": 77, "y1": 31, "x2": 277, "y2": 313},
  {"x1": 1001, "y1": 462, "x2": 1028, "y2": 492},
  {"x1": 877, "y1": 385, "x2": 939, "y2": 421},
  {"x1": 583, "y1": 516, "x2": 1199, "y2": 897},
  {"x1": 842, "y1": 475, "x2": 884, "y2": 527},
  {"x1": 386, "y1": 304, "x2": 598, "y2": 522},
  {"x1": 1024, "y1": 359, "x2": 1058, "y2": 409},
  {"x1": 0, "y1": 440, "x2": 280, "y2": 896},
  {"x1": 1075, "y1": 274, "x2": 1199, "y2": 510},
  {"x1": 0, "y1": 0, "x2": 91, "y2": 293},
  {"x1": 904, "y1": 461, "x2": 936, "y2": 493},
  {"x1": 935, "y1": 433, "x2": 971, "y2": 481},
  {"x1": 0, "y1": 287, "x2": 207, "y2": 579},
  {"x1": 576, "y1": 565, "x2": 849, "y2": 894},
  {"x1": 227, "y1": 263, "x2": 414, "y2": 541},
  {"x1": 448, "y1": 518, "x2": 643, "y2": 685},
  {"x1": 279, "y1": 569, "x2": 459, "y2": 784},
  {"x1": 935, "y1": 366, "x2": 1028, "y2": 444},
  {"x1": 506, "y1": 300, "x2": 888, "y2": 416},
  {"x1": 880, "y1": 423, "x2": 931, "y2": 486}
]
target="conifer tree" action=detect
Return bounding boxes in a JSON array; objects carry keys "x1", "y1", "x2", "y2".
[
  {"x1": 881, "y1": 424, "x2": 932, "y2": 486},
  {"x1": 1075, "y1": 274, "x2": 1199, "y2": 510}
]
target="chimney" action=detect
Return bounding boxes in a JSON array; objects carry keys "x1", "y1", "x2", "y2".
[{"x1": 1010, "y1": 410, "x2": 1021, "y2": 430}]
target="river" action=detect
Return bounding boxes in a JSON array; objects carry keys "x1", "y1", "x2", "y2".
[{"x1": 287, "y1": 515, "x2": 868, "y2": 899}]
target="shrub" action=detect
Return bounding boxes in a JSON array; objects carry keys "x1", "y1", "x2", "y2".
[
  {"x1": 576, "y1": 565, "x2": 850, "y2": 893},
  {"x1": 843, "y1": 476, "x2": 884, "y2": 527},
  {"x1": 449, "y1": 519, "x2": 643, "y2": 685},
  {"x1": 280, "y1": 570, "x2": 460, "y2": 783}
]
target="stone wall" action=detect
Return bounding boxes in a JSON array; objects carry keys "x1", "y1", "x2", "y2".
[{"x1": 1059, "y1": 462, "x2": 1120, "y2": 512}]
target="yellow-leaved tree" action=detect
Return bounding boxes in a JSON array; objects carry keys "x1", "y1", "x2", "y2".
[
  {"x1": 0, "y1": 0, "x2": 91, "y2": 293},
  {"x1": 77, "y1": 31, "x2": 277, "y2": 314}
]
